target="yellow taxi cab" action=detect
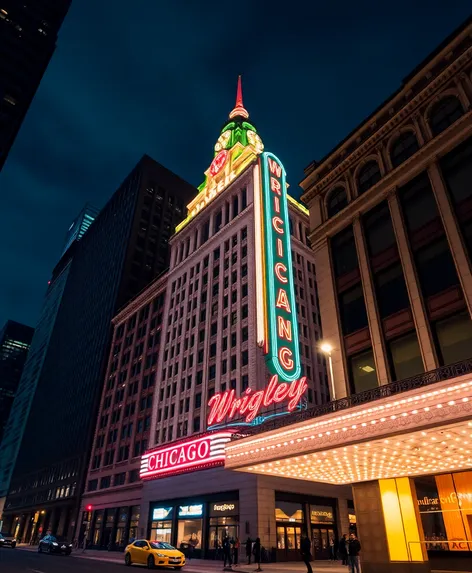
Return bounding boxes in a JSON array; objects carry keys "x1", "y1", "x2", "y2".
[{"x1": 124, "y1": 539, "x2": 186, "y2": 569}]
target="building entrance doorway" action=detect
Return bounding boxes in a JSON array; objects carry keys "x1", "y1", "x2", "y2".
[
  {"x1": 276, "y1": 524, "x2": 302, "y2": 561},
  {"x1": 312, "y1": 526, "x2": 335, "y2": 560}
]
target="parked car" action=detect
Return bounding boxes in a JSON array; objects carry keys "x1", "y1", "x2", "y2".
[
  {"x1": 0, "y1": 533, "x2": 17, "y2": 548},
  {"x1": 38, "y1": 534, "x2": 72, "y2": 555},
  {"x1": 125, "y1": 539, "x2": 186, "y2": 569}
]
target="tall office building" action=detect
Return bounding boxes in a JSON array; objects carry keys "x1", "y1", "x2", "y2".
[
  {"x1": 0, "y1": 321, "x2": 34, "y2": 443},
  {"x1": 0, "y1": 157, "x2": 195, "y2": 542},
  {"x1": 75, "y1": 81, "x2": 350, "y2": 560},
  {"x1": 61, "y1": 203, "x2": 99, "y2": 257},
  {"x1": 225, "y1": 17, "x2": 472, "y2": 573},
  {"x1": 0, "y1": 1, "x2": 71, "y2": 171}
]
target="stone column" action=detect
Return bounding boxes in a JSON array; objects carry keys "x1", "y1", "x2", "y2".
[
  {"x1": 428, "y1": 162, "x2": 472, "y2": 316},
  {"x1": 336, "y1": 497, "x2": 351, "y2": 538},
  {"x1": 353, "y1": 217, "x2": 390, "y2": 385},
  {"x1": 56, "y1": 507, "x2": 67, "y2": 537},
  {"x1": 312, "y1": 238, "x2": 348, "y2": 399},
  {"x1": 238, "y1": 477, "x2": 259, "y2": 544},
  {"x1": 255, "y1": 481, "x2": 276, "y2": 552},
  {"x1": 388, "y1": 192, "x2": 438, "y2": 371}
]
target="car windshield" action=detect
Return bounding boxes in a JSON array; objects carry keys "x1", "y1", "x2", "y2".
[
  {"x1": 150, "y1": 541, "x2": 174, "y2": 550},
  {"x1": 47, "y1": 536, "x2": 57, "y2": 542}
]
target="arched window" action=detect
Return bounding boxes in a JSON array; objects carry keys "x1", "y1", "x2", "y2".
[
  {"x1": 429, "y1": 95, "x2": 464, "y2": 136},
  {"x1": 326, "y1": 187, "x2": 348, "y2": 218},
  {"x1": 390, "y1": 131, "x2": 419, "y2": 168},
  {"x1": 357, "y1": 160, "x2": 381, "y2": 195}
]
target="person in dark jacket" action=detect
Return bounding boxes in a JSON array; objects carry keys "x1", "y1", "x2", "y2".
[
  {"x1": 347, "y1": 533, "x2": 361, "y2": 573},
  {"x1": 339, "y1": 534, "x2": 348, "y2": 566},
  {"x1": 253, "y1": 537, "x2": 262, "y2": 572},
  {"x1": 300, "y1": 534, "x2": 313, "y2": 573},
  {"x1": 245, "y1": 537, "x2": 252, "y2": 565},
  {"x1": 222, "y1": 534, "x2": 232, "y2": 569}
]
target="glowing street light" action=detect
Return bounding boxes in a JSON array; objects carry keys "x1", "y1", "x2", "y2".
[{"x1": 320, "y1": 342, "x2": 336, "y2": 401}]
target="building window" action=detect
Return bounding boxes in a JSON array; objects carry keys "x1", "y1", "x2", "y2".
[
  {"x1": 434, "y1": 312, "x2": 472, "y2": 366},
  {"x1": 100, "y1": 476, "x2": 111, "y2": 489},
  {"x1": 387, "y1": 332, "x2": 424, "y2": 381},
  {"x1": 357, "y1": 160, "x2": 381, "y2": 195},
  {"x1": 331, "y1": 226, "x2": 358, "y2": 278},
  {"x1": 349, "y1": 349, "x2": 378, "y2": 393},
  {"x1": 390, "y1": 131, "x2": 419, "y2": 168},
  {"x1": 414, "y1": 237, "x2": 459, "y2": 298},
  {"x1": 339, "y1": 284, "x2": 368, "y2": 335},
  {"x1": 429, "y1": 95, "x2": 464, "y2": 137},
  {"x1": 88, "y1": 479, "x2": 98, "y2": 491},
  {"x1": 326, "y1": 187, "x2": 348, "y2": 218},
  {"x1": 374, "y1": 263, "x2": 410, "y2": 318}
]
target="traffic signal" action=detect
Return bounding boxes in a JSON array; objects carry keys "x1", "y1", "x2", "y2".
[{"x1": 86, "y1": 504, "x2": 93, "y2": 512}]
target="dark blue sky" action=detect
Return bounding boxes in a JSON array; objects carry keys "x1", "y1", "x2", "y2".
[{"x1": 1, "y1": 1, "x2": 471, "y2": 328}]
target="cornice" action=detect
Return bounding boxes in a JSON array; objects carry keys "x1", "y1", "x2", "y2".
[{"x1": 302, "y1": 47, "x2": 472, "y2": 202}]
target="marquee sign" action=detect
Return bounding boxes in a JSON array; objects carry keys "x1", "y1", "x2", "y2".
[
  {"x1": 140, "y1": 432, "x2": 232, "y2": 480},
  {"x1": 254, "y1": 152, "x2": 301, "y2": 382},
  {"x1": 207, "y1": 375, "x2": 307, "y2": 427}
]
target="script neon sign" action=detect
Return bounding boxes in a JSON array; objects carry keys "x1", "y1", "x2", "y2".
[
  {"x1": 207, "y1": 375, "x2": 307, "y2": 426},
  {"x1": 254, "y1": 152, "x2": 301, "y2": 381},
  {"x1": 140, "y1": 432, "x2": 232, "y2": 480}
]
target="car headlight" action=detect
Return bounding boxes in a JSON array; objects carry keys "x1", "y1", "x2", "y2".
[
  {"x1": 156, "y1": 553, "x2": 166, "y2": 557},
  {"x1": 52, "y1": 542, "x2": 58, "y2": 546},
  {"x1": 69, "y1": 544, "x2": 73, "y2": 547}
]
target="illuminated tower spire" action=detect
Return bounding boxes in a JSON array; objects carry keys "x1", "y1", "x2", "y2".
[{"x1": 229, "y1": 75, "x2": 249, "y2": 119}]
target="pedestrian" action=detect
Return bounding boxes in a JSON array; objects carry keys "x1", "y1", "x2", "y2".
[
  {"x1": 233, "y1": 536, "x2": 240, "y2": 565},
  {"x1": 223, "y1": 534, "x2": 233, "y2": 570},
  {"x1": 246, "y1": 536, "x2": 252, "y2": 565},
  {"x1": 329, "y1": 536, "x2": 336, "y2": 560},
  {"x1": 253, "y1": 537, "x2": 262, "y2": 572},
  {"x1": 347, "y1": 533, "x2": 361, "y2": 573},
  {"x1": 300, "y1": 533, "x2": 313, "y2": 573},
  {"x1": 338, "y1": 534, "x2": 348, "y2": 566}
]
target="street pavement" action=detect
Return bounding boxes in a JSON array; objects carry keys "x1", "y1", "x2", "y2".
[{"x1": 3, "y1": 545, "x2": 470, "y2": 573}]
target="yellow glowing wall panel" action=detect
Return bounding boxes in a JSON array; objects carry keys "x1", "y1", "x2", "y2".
[
  {"x1": 452, "y1": 471, "x2": 472, "y2": 543},
  {"x1": 436, "y1": 474, "x2": 468, "y2": 549},
  {"x1": 396, "y1": 478, "x2": 425, "y2": 562},
  {"x1": 379, "y1": 479, "x2": 409, "y2": 562}
]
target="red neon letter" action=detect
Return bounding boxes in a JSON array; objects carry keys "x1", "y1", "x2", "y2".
[
  {"x1": 279, "y1": 347, "x2": 294, "y2": 370},
  {"x1": 245, "y1": 391, "x2": 265, "y2": 422},
  {"x1": 268, "y1": 158, "x2": 282, "y2": 177},
  {"x1": 262, "y1": 375, "x2": 279, "y2": 406},
  {"x1": 207, "y1": 390, "x2": 235, "y2": 425},
  {"x1": 277, "y1": 316, "x2": 292, "y2": 341},
  {"x1": 272, "y1": 216, "x2": 284, "y2": 234},
  {"x1": 273, "y1": 196, "x2": 280, "y2": 213},
  {"x1": 273, "y1": 382, "x2": 290, "y2": 402},
  {"x1": 287, "y1": 377, "x2": 308, "y2": 410},
  {"x1": 274, "y1": 263, "x2": 287, "y2": 283},
  {"x1": 277, "y1": 238, "x2": 283, "y2": 257},
  {"x1": 276, "y1": 289, "x2": 291, "y2": 312},
  {"x1": 270, "y1": 177, "x2": 281, "y2": 195}
]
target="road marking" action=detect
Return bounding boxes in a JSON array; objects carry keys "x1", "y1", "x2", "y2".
[{"x1": 30, "y1": 570, "x2": 46, "y2": 573}]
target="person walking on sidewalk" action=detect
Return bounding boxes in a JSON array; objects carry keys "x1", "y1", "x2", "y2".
[
  {"x1": 245, "y1": 537, "x2": 252, "y2": 565},
  {"x1": 253, "y1": 537, "x2": 262, "y2": 572},
  {"x1": 338, "y1": 534, "x2": 349, "y2": 566},
  {"x1": 300, "y1": 533, "x2": 313, "y2": 573},
  {"x1": 347, "y1": 533, "x2": 361, "y2": 573},
  {"x1": 233, "y1": 536, "x2": 240, "y2": 565},
  {"x1": 222, "y1": 534, "x2": 233, "y2": 570}
]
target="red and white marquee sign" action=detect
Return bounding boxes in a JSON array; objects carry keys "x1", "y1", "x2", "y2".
[{"x1": 140, "y1": 432, "x2": 233, "y2": 480}]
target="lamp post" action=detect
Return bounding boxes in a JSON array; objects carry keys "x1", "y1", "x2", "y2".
[{"x1": 320, "y1": 343, "x2": 336, "y2": 402}]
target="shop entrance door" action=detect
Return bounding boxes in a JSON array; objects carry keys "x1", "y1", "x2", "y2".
[
  {"x1": 276, "y1": 524, "x2": 302, "y2": 561},
  {"x1": 312, "y1": 526, "x2": 335, "y2": 560}
]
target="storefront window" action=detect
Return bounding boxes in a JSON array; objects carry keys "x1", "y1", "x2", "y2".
[
  {"x1": 275, "y1": 501, "x2": 304, "y2": 522},
  {"x1": 177, "y1": 504, "x2": 203, "y2": 553},
  {"x1": 93, "y1": 510, "x2": 104, "y2": 545},
  {"x1": 415, "y1": 471, "x2": 472, "y2": 551},
  {"x1": 151, "y1": 506, "x2": 173, "y2": 544},
  {"x1": 115, "y1": 507, "x2": 128, "y2": 547},
  {"x1": 208, "y1": 501, "x2": 239, "y2": 551},
  {"x1": 129, "y1": 506, "x2": 140, "y2": 542}
]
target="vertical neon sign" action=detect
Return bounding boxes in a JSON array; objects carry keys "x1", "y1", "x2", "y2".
[{"x1": 255, "y1": 152, "x2": 301, "y2": 382}]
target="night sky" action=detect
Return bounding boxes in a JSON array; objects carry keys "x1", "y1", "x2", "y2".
[{"x1": 1, "y1": 1, "x2": 470, "y2": 329}]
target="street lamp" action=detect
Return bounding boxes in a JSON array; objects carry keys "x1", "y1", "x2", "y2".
[{"x1": 319, "y1": 342, "x2": 336, "y2": 401}]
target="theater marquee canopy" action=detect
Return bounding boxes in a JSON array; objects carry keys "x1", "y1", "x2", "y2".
[{"x1": 225, "y1": 374, "x2": 472, "y2": 484}]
